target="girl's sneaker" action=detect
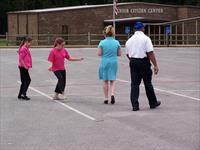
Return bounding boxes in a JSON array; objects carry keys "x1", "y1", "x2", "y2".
[
  {"x1": 58, "y1": 94, "x2": 65, "y2": 100},
  {"x1": 53, "y1": 93, "x2": 59, "y2": 100}
]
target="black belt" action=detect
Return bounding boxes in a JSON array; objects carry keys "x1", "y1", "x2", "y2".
[{"x1": 130, "y1": 57, "x2": 148, "y2": 60}]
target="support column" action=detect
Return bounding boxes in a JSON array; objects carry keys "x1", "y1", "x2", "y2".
[
  {"x1": 170, "y1": 24, "x2": 172, "y2": 45},
  {"x1": 182, "y1": 22, "x2": 185, "y2": 45},
  {"x1": 159, "y1": 25, "x2": 161, "y2": 45},
  {"x1": 196, "y1": 20, "x2": 198, "y2": 45},
  {"x1": 175, "y1": 24, "x2": 178, "y2": 45}
]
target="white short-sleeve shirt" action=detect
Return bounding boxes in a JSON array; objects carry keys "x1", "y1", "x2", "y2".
[{"x1": 125, "y1": 31, "x2": 154, "y2": 58}]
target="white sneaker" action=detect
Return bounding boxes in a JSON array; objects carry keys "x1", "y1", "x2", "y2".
[
  {"x1": 58, "y1": 94, "x2": 65, "y2": 100},
  {"x1": 53, "y1": 93, "x2": 59, "y2": 100}
]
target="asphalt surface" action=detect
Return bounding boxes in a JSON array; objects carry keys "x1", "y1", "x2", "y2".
[{"x1": 0, "y1": 47, "x2": 200, "y2": 150}]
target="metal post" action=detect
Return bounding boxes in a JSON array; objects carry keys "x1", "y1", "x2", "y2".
[
  {"x1": 5, "y1": 32, "x2": 8, "y2": 46},
  {"x1": 164, "y1": 26, "x2": 166, "y2": 45},
  {"x1": 127, "y1": 33, "x2": 130, "y2": 40},
  {"x1": 159, "y1": 25, "x2": 161, "y2": 45},
  {"x1": 88, "y1": 32, "x2": 91, "y2": 45},
  {"x1": 170, "y1": 24, "x2": 172, "y2": 45},
  {"x1": 154, "y1": 26, "x2": 156, "y2": 45},
  {"x1": 148, "y1": 25, "x2": 150, "y2": 37},
  {"x1": 47, "y1": 32, "x2": 50, "y2": 45},
  {"x1": 113, "y1": 0, "x2": 116, "y2": 38},
  {"x1": 175, "y1": 24, "x2": 178, "y2": 45},
  {"x1": 166, "y1": 33, "x2": 169, "y2": 47},
  {"x1": 186, "y1": 28, "x2": 189, "y2": 45},
  {"x1": 182, "y1": 22, "x2": 185, "y2": 45},
  {"x1": 196, "y1": 20, "x2": 198, "y2": 45}
]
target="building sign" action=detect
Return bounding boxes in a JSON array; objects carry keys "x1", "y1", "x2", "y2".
[
  {"x1": 165, "y1": 25, "x2": 171, "y2": 34},
  {"x1": 119, "y1": 8, "x2": 164, "y2": 14},
  {"x1": 125, "y1": 26, "x2": 131, "y2": 34}
]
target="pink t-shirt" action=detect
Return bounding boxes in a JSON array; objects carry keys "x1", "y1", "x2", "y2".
[
  {"x1": 18, "y1": 45, "x2": 32, "y2": 68},
  {"x1": 48, "y1": 48, "x2": 70, "y2": 72}
]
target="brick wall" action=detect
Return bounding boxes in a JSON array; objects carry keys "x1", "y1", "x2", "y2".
[
  {"x1": 8, "y1": 14, "x2": 18, "y2": 41},
  {"x1": 7, "y1": 3, "x2": 200, "y2": 45}
]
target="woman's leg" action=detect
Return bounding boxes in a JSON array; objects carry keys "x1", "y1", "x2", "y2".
[
  {"x1": 110, "y1": 80, "x2": 116, "y2": 104},
  {"x1": 103, "y1": 80, "x2": 109, "y2": 103},
  {"x1": 110, "y1": 80, "x2": 116, "y2": 96}
]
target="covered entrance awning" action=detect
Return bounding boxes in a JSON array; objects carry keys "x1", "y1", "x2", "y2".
[{"x1": 104, "y1": 17, "x2": 168, "y2": 24}]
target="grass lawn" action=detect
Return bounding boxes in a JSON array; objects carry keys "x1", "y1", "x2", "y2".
[{"x1": 0, "y1": 38, "x2": 16, "y2": 46}]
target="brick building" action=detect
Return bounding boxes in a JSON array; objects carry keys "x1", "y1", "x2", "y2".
[{"x1": 7, "y1": 2, "x2": 200, "y2": 45}]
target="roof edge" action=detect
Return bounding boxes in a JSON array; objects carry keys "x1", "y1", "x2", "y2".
[{"x1": 7, "y1": 2, "x2": 200, "y2": 14}]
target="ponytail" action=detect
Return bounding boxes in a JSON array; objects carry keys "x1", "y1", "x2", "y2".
[
  {"x1": 19, "y1": 36, "x2": 33, "y2": 49},
  {"x1": 19, "y1": 37, "x2": 26, "y2": 49}
]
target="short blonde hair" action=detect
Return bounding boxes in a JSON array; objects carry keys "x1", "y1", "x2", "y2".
[
  {"x1": 105, "y1": 25, "x2": 114, "y2": 37},
  {"x1": 102, "y1": 26, "x2": 107, "y2": 36}
]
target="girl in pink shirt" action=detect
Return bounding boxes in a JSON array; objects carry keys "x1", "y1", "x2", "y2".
[
  {"x1": 18, "y1": 37, "x2": 33, "y2": 100},
  {"x1": 48, "y1": 37, "x2": 84, "y2": 100}
]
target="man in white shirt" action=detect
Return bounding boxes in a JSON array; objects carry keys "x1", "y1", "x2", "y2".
[{"x1": 125, "y1": 21, "x2": 161, "y2": 111}]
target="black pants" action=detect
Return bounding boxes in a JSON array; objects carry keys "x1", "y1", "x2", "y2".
[
  {"x1": 129, "y1": 58, "x2": 157, "y2": 108},
  {"x1": 18, "y1": 67, "x2": 31, "y2": 96},
  {"x1": 54, "y1": 70, "x2": 66, "y2": 94}
]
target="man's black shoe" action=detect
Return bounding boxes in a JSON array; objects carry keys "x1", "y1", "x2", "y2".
[
  {"x1": 21, "y1": 96, "x2": 31, "y2": 100},
  {"x1": 150, "y1": 101, "x2": 161, "y2": 109},
  {"x1": 18, "y1": 95, "x2": 22, "y2": 99},
  {"x1": 132, "y1": 107, "x2": 140, "y2": 111}
]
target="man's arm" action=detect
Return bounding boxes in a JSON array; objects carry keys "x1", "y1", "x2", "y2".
[
  {"x1": 147, "y1": 51, "x2": 159, "y2": 75},
  {"x1": 126, "y1": 54, "x2": 130, "y2": 60}
]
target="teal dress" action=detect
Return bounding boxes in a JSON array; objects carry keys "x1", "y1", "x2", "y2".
[{"x1": 98, "y1": 37, "x2": 121, "y2": 81}]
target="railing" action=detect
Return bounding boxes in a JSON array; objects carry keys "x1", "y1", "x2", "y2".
[
  {"x1": 1, "y1": 16, "x2": 199, "y2": 47},
  {"x1": 0, "y1": 32, "x2": 199, "y2": 46},
  {"x1": 146, "y1": 16, "x2": 200, "y2": 46}
]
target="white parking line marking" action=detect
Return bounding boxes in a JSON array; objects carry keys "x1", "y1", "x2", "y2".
[
  {"x1": 17, "y1": 81, "x2": 97, "y2": 121},
  {"x1": 116, "y1": 79, "x2": 200, "y2": 101}
]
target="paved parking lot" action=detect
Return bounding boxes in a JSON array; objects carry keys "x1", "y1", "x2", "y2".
[{"x1": 0, "y1": 47, "x2": 199, "y2": 150}]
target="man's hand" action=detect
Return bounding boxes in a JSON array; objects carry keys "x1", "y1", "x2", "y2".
[
  {"x1": 154, "y1": 66, "x2": 159, "y2": 75},
  {"x1": 147, "y1": 52, "x2": 158, "y2": 75}
]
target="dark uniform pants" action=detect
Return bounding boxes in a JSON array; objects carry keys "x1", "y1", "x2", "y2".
[
  {"x1": 54, "y1": 70, "x2": 66, "y2": 94},
  {"x1": 18, "y1": 67, "x2": 31, "y2": 96},
  {"x1": 129, "y1": 58, "x2": 157, "y2": 108}
]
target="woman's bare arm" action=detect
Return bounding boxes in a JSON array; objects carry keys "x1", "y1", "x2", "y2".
[{"x1": 98, "y1": 48, "x2": 102, "y2": 56}]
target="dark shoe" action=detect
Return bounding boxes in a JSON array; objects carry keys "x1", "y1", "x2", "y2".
[
  {"x1": 104, "y1": 100, "x2": 108, "y2": 104},
  {"x1": 132, "y1": 107, "x2": 140, "y2": 111},
  {"x1": 21, "y1": 95, "x2": 30, "y2": 100},
  {"x1": 111, "y1": 95, "x2": 115, "y2": 104},
  {"x1": 18, "y1": 95, "x2": 22, "y2": 99},
  {"x1": 150, "y1": 101, "x2": 161, "y2": 109}
]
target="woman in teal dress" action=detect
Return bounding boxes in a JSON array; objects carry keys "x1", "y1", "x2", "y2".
[{"x1": 98, "y1": 25, "x2": 122, "y2": 104}]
